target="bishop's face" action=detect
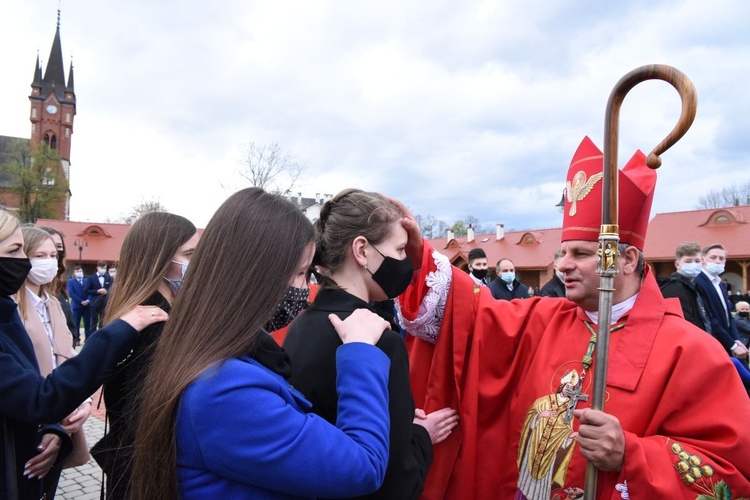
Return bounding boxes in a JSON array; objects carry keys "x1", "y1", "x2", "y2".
[{"x1": 558, "y1": 240, "x2": 600, "y2": 312}]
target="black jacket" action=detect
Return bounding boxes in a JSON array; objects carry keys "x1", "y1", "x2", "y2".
[
  {"x1": 0, "y1": 295, "x2": 138, "y2": 499},
  {"x1": 283, "y1": 287, "x2": 433, "y2": 500},
  {"x1": 539, "y1": 274, "x2": 566, "y2": 298},
  {"x1": 659, "y1": 272, "x2": 711, "y2": 333},
  {"x1": 488, "y1": 278, "x2": 530, "y2": 301},
  {"x1": 94, "y1": 293, "x2": 170, "y2": 499},
  {"x1": 694, "y1": 272, "x2": 741, "y2": 354}
]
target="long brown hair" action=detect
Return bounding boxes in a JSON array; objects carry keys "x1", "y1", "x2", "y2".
[
  {"x1": 131, "y1": 188, "x2": 314, "y2": 500},
  {"x1": 103, "y1": 212, "x2": 196, "y2": 324},
  {"x1": 314, "y1": 188, "x2": 403, "y2": 288},
  {"x1": 16, "y1": 226, "x2": 55, "y2": 321}
]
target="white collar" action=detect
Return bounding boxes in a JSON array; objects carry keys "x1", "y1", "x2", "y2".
[
  {"x1": 26, "y1": 287, "x2": 49, "y2": 307},
  {"x1": 584, "y1": 293, "x2": 638, "y2": 325},
  {"x1": 702, "y1": 268, "x2": 721, "y2": 285}
]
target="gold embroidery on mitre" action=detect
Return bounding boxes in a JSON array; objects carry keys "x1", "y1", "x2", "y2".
[{"x1": 566, "y1": 171, "x2": 604, "y2": 216}]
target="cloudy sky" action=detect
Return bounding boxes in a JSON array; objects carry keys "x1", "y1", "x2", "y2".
[{"x1": 1, "y1": 1, "x2": 748, "y2": 231}]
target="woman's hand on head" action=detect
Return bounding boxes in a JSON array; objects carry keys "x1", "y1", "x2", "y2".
[
  {"x1": 329, "y1": 310, "x2": 389, "y2": 345},
  {"x1": 119, "y1": 305, "x2": 169, "y2": 332}
]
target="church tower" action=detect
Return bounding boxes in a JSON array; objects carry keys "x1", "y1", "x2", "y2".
[{"x1": 28, "y1": 9, "x2": 75, "y2": 218}]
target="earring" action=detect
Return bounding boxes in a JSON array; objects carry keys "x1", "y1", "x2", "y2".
[{"x1": 362, "y1": 264, "x2": 368, "y2": 270}]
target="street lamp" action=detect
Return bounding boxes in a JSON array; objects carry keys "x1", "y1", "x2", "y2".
[{"x1": 73, "y1": 238, "x2": 88, "y2": 265}]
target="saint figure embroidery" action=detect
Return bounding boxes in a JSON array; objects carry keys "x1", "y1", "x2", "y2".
[{"x1": 516, "y1": 370, "x2": 581, "y2": 500}]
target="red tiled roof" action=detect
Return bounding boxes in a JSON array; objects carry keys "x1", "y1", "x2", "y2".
[
  {"x1": 643, "y1": 206, "x2": 750, "y2": 260},
  {"x1": 428, "y1": 228, "x2": 564, "y2": 270},
  {"x1": 36, "y1": 219, "x2": 132, "y2": 263}
]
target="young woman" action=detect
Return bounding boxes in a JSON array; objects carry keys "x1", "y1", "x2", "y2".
[
  {"x1": 15, "y1": 226, "x2": 92, "y2": 498},
  {"x1": 131, "y1": 188, "x2": 393, "y2": 500},
  {"x1": 91, "y1": 212, "x2": 198, "y2": 499},
  {"x1": 283, "y1": 189, "x2": 459, "y2": 499},
  {"x1": 38, "y1": 226, "x2": 79, "y2": 347},
  {"x1": 0, "y1": 210, "x2": 167, "y2": 500}
]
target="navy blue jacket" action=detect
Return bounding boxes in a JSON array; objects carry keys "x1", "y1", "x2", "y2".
[
  {"x1": 694, "y1": 271, "x2": 741, "y2": 353},
  {"x1": 67, "y1": 276, "x2": 89, "y2": 311},
  {"x1": 489, "y1": 278, "x2": 531, "y2": 301},
  {"x1": 0, "y1": 295, "x2": 139, "y2": 499},
  {"x1": 83, "y1": 273, "x2": 112, "y2": 310}
]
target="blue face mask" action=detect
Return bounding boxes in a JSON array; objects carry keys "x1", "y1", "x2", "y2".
[
  {"x1": 500, "y1": 272, "x2": 515, "y2": 284},
  {"x1": 164, "y1": 260, "x2": 189, "y2": 294},
  {"x1": 705, "y1": 262, "x2": 725, "y2": 277},
  {"x1": 679, "y1": 262, "x2": 702, "y2": 278}
]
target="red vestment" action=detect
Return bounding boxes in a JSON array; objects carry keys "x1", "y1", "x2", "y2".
[{"x1": 400, "y1": 242, "x2": 750, "y2": 499}]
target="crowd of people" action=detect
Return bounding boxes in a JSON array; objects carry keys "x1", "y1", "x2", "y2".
[{"x1": 1, "y1": 137, "x2": 749, "y2": 499}]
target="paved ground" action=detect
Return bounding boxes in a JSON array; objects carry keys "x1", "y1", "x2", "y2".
[{"x1": 55, "y1": 345, "x2": 108, "y2": 499}]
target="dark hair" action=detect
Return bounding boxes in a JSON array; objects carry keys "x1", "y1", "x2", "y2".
[
  {"x1": 314, "y1": 189, "x2": 402, "y2": 288},
  {"x1": 468, "y1": 248, "x2": 486, "y2": 263},
  {"x1": 103, "y1": 212, "x2": 196, "y2": 324},
  {"x1": 131, "y1": 188, "x2": 314, "y2": 500},
  {"x1": 97, "y1": 260, "x2": 107, "y2": 267},
  {"x1": 39, "y1": 226, "x2": 68, "y2": 298}
]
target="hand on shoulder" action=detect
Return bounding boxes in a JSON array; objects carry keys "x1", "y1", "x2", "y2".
[{"x1": 329, "y1": 310, "x2": 389, "y2": 345}]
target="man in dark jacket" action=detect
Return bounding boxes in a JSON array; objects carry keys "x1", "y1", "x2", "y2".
[
  {"x1": 489, "y1": 258, "x2": 530, "y2": 301},
  {"x1": 539, "y1": 250, "x2": 566, "y2": 298},
  {"x1": 659, "y1": 242, "x2": 711, "y2": 332}
]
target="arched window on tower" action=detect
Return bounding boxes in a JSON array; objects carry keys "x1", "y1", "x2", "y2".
[{"x1": 50, "y1": 135, "x2": 57, "y2": 150}]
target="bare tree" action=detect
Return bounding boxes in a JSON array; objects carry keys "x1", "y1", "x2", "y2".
[
  {"x1": 122, "y1": 198, "x2": 167, "y2": 224},
  {"x1": 697, "y1": 182, "x2": 750, "y2": 209},
  {"x1": 236, "y1": 142, "x2": 305, "y2": 196}
]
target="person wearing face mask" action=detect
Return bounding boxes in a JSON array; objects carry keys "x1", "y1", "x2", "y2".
[
  {"x1": 539, "y1": 250, "x2": 567, "y2": 298},
  {"x1": 14, "y1": 226, "x2": 94, "y2": 498},
  {"x1": 735, "y1": 301, "x2": 750, "y2": 353},
  {"x1": 488, "y1": 258, "x2": 530, "y2": 301},
  {"x1": 38, "y1": 227, "x2": 79, "y2": 348},
  {"x1": 466, "y1": 248, "x2": 492, "y2": 286},
  {"x1": 91, "y1": 212, "x2": 198, "y2": 500},
  {"x1": 694, "y1": 243, "x2": 749, "y2": 360},
  {"x1": 67, "y1": 264, "x2": 91, "y2": 346},
  {"x1": 84, "y1": 260, "x2": 113, "y2": 334},
  {"x1": 659, "y1": 242, "x2": 712, "y2": 332},
  {"x1": 284, "y1": 189, "x2": 459, "y2": 500},
  {"x1": 0, "y1": 211, "x2": 168, "y2": 500}
]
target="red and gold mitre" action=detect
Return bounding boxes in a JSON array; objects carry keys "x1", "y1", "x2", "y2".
[{"x1": 561, "y1": 136, "x2": 656, "y2": 251}]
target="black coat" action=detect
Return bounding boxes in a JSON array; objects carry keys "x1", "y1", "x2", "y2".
[
  {"x1": 694, "y1": 272, "x2": 741, "y2": 354},
  {"x1": 94, "y1": 293, "x2": 170, "y2": 499},
  {"x1": 488, "y1": 278, "x2": 530, "y2": 301},
  {"x1": 659, "y1": 272, "x2": 711, "y2": 332},
  {"x1": 539, "y1": 274, "x2": 566, "y2": 298},
  {"x1": 283, "y1": 287, "x2": 433, "y2": 500},
  {"x1": 0, "y1": 295, "x2": 139, "y2": 499}
]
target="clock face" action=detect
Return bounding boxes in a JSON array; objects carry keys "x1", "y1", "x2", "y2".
[{"x1": 46, "y1": 104, "x2": 58, "y2": 114}]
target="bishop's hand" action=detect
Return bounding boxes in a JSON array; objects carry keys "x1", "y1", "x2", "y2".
[{"x1": 573, "y1": 408, "x2": 625, "y2": 472}]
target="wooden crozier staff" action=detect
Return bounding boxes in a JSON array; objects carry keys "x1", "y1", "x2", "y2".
[{"x1": 583, "y1": 64, "x2": 698, "y2": 500}]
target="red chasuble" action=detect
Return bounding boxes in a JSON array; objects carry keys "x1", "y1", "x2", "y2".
[{"x1": 399, "y1": 242, "x2": 750, "y2": 500}]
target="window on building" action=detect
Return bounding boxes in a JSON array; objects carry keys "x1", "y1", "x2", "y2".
[{"x1": 32, "y1": 108, "x2": 37, "y2": 118}]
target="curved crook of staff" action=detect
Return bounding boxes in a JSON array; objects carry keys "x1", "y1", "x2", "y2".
[{"x1": 584, "y1": 64, "x2": 698, "y2": 500}]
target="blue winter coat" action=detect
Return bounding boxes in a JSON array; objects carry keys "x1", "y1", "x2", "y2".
[{"x1": 176, "y1": 342, "x2": 391, "y2": 499}]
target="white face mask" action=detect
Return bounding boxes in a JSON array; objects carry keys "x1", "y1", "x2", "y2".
[
  {"x1": 28, "y1": 258, "x2": 59, "y2": 286},
  {"x1": 97, "y1": 268, "x2": 107, "y2": 275},
  {"x1": 74, "y1": 271, "x2": 84, "y2": 279},
  {"x1": 679, "y1": 262, "x2": 702, "y2": 278},
  {"x1": 108, "y1": 270, "x2": 116, "y2": 277},
  {"x1": 705, "y1": 262, "x2": 725, "y2": 277},
  {"x1": 500, "y1": 272, "x2": 515, "y2": 284}
]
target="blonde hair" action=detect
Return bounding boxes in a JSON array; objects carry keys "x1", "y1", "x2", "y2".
[
  {"x1": 0, "y1": 210, "x2": 20, "y2": 243},
  {"x1": 17, "y1": 226, "x2": 55, "y2": 321}
]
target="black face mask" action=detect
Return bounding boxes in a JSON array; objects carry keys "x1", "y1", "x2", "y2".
[
  {"x1": 471, "y1": 268, "x2": 488, "y2": 280},
  {"x1": 0, "y1": 257, "x2": 32, "y2": 297},
  {"x1": 739, "y1": 311, "x2": 750, "y2": 318},
  {"x1": 367, "y1": 245, "x2": 414, "y2": 299},
  {"x1": 265, "y1": 286, "x2": 310, "y2": 332}
]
